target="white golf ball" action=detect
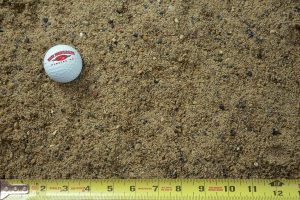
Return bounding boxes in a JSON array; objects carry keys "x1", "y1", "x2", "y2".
[{"x1": 43, "y1": 44, "x2": 83, "y2": 83}]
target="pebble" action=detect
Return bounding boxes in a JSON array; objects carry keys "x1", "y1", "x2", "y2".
[
  {"x1": 82, "y1": 21, "x2": 89, "y2": 25},
  {"x1": 219, "y1": 104, "x2": 225, "y2": 110},
  {"x1": 91, "y1": 90, "x2": 98, "y2": 97},
  {"x1": 142, "y1": 35, "x2": 149, "y2": 41},
  {"x1": 159, "y1": 11, "x2": 164, "y2": 16},
  {"x1": 230, "y1": 129, "x2": 237, "y2": 136},
  {"x1": 270, "y1": 29, "x2": 276, "y2": 34},
  {"x1": 79, "y1": 32, "x2": 85, "y2": 38},
  {"x1": 24, "y1": 36, "x2": 30, "y2": 43},
  {"x1": 42, "y1": 16, "x2": 50, "y2": 27},
  {"x1": 179, "y1": 34, "x2": 184, "y2": 40},
  {"x1": 157, "y1": 0, "x2": 162, "y2": 3},
  {"x1": 246, "y1": 28, "x2": 254, "y2": 38},
  {"x1": 135, "y1": 143, "x2": 141, "y2": 150},
  {"x1": 42, "y1": 16, "x2": 48, "y2": 24},
  {"x1": 156, "y1": 37, "x2": 163, "y2": 44},
  {"x1": 9, "y1": 151, "x2": 13, "y2": 159},
  {"x1": 52, "y1": 130, "x2": 58, "y2": 136},
  {"x1": 253, "y1": 162, "x2": 259, "y2": 167},
  {"x1": 112, "y1": 37, "x2": 117, "y2": 42},
  {"x1": 108, "y1": 19, "x2": 115, "y2": 28},
  {"x1": 108, "y1": 44, "x2": 113, "y2": 51},
  {"x1": 0, "y1": 27, "x2": 4, "y2": 32},
  {"x1": 133, "y1": 33, "x2": 139, "y2": 37},
  {"x1": 13, "y1": 122, "x2": 19, "y2": 129},
  {"x1": 174, "y1": 18, "x2": 179, "y2": 23},
  {"x1": 168, "y1": 5, "x2": 175, "y2": 12},
  {"x1": 246, "y1": 71, "x2": 253, "y2": 77},
  {"x1": 272, "y1": 128, "x2": 281, "y2": 136}
]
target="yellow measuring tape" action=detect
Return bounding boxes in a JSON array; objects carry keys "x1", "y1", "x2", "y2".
[{"x1": 1, "y1": 179, "x2": 299, "y2": 200}]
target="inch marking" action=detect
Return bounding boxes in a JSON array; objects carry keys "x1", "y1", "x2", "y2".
[{"x1": 1, "y1": 179, "x2": 299, "y2": 200}]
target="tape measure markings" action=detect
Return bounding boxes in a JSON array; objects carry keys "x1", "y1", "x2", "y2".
[{"x1": 1, "y1": 179, "x2": 299, "y2": 200}]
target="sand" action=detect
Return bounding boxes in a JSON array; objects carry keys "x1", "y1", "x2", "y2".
[{"x1": 0, "y1": 0, "x2": 299, "y2": 179}]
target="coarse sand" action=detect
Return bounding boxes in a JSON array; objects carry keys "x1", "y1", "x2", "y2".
[{"x1": 0, "y1": 0, "x2": 299, "y2": 179}]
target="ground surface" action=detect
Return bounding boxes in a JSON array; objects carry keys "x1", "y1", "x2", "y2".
[{"x1": 0, "y1": 0, "x2": 299, "y2": 179}]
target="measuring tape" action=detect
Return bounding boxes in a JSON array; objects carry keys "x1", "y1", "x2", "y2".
[{"x1": 1, "y1": 179, "x2": 299, "y2": 200}]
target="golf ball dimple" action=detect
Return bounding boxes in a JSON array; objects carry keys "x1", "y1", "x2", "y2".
[{"x1": 43, "y1": 44, "x2": 83, "y2": 83}]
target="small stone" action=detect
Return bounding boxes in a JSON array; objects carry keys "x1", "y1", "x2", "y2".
[
  {"x1": 174, "y1": 18, "x2": 179, "y2": 23},
  {"x1": 153, "y1": 57, "x2": 157, "y2": 60},
  {"x1": 24, "y1": 36, "x2": 30, "y2": 43},
  {"x1": 179, "y1": 34, "x2": 184, "y2": 40},
  {"x1": 157, "y1": 37, "x2": 163, "y2": 44},
  {"x1": 108, "y1": 19, "x2": 115, "y2": 28},
  {"x1": 157, "y1": 0, "x2": 162, "y2": 3},
  {"x1": 8, "y1": 151, "x2": 13, "y2": 159},
  {"x1": 49, "y1": 144, "x2": 55, "y2": 148},
  {"x1": 42, "y1": 16, "x2": 48, "y2": 24},
  {"x1": 133, "y1": 33, "x2": 139, "y2": 37},
  {"x1": 79, "y1": 32, "x2": 85, "y2": 38},
  {"x1": 272, "y1": 128, "x2": 281, "y2": 136},
  {"x1": 253, "y1": 162, "x2": 259, "y2": 167},
  {"x1": 168, "y1": 5, "x2": 175, "y2": 12},
  {"x1": 236, "y1": 100, "x2": 246, "y2": 109},
  {"x1": 52, "y1": 130, "x2": 58, "y2": 136},
  {"x1": 112, "y1": 37, "x2": 117, "y2": 42},
  {"x1": 174, "y1": 124, "x2": 183, "y2": 134},
  {"x1": 219, "y1": 104, "x2": 225, "y2": 110},
  {"x1": 270, "y1": 29, "x2": 276, "y2": 34},
  {"x1": 246, "y1": 71, "x2": 253, "y2": 77},
  {"x1": 13, "y1": 122, "x2": 19, "y2": 129},
  {"x1": 246, "y1": 28, "x2": 254, "y2": 38},
  {"x1": 82, "y1": 21, "x2": 89, "y2": 25},
  {"x1": 0, "y1": 27, "x2": 4, "y2": 32},
  {"x1": 142, "y1": 35, "x2": 149, "y2": 41},
  {"x1": 135, "y1": 143, "x2": 142, "y2": 150},
  {"x1": 230, "y1": 129, "x2": 237, "y2": 136},
  {"x1": 143, "y1": 4, "x2": 149, "y2": 9},
  {"x1": 256, "y1": 49, "x2": 263, "y2": 59},
  {"x1": 108, "y1": 44, "x2": 113, "y2": 51},
  {"x1": 91, "y1": 90, "x2": 98, "y2": 97},
  {"x1": 218, "y1": 50, "x2": 224, "y2": 55}
]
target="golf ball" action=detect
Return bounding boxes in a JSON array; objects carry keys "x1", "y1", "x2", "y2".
[{"x1": 43, "y1": 44, "x2": 83, "y2": 83}]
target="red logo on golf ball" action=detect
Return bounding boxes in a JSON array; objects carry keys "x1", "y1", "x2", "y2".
[
  {"x1": 53, "y1": 54, "x2": 71, "y2": 61},
  {"x1": 47, "y1": 50, "x2": 75, "y2": 62}
]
